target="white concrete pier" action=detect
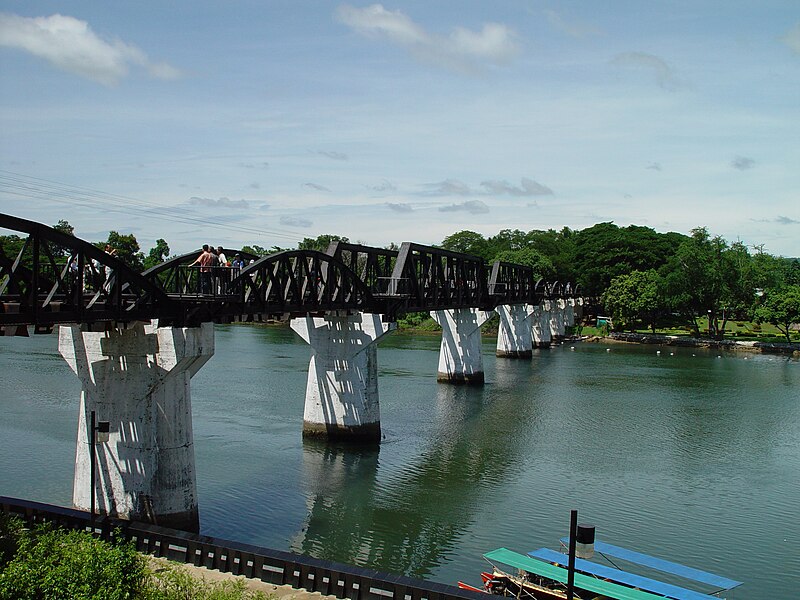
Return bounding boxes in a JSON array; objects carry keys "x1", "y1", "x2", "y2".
[
  {"x1": 495, "y1": 304, "x2": 535, "y2": 358},
  {"x1": 550, "y1": 299, "x2": 566, "y2": 341},
  {"x1": 430, "y1": 308, "x2": 493, "y2": 384},
  {"x1": 291, "y1": 312, "x2": 395, "y2": 442},
  {"x1": 59, "y1": 321, "x2": 213, "y2": 531},
  {"x1": 534, "y1": 301, "x2": 552, "y2": 348}
]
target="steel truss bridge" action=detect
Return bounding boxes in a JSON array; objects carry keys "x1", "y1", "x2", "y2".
[{"x1": 0, "y1": 213, "x2": 579, "y2": 331}]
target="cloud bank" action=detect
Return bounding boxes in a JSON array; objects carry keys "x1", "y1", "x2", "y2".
[
  {"x1": 189, "y1": 197, "x2": 249, "y2": 209},
  {"x1": 423, "y1": 177, "x2": 553, "y2": 197},
  {"x1": 731, "y1": 155, "x2": 755, "y2": 170},
  {"x1": 0, "y1": 12, "x2": 181, "y2": 85},
  {"x1": 280, "y1": 215, "x2": 313, "y2": 228},
  {"x1": 439, "y1": 200, "x2": 489, "y2": 214},
  {"x1": 336, "y1": 4, "x2": 519, "y2": 73}
]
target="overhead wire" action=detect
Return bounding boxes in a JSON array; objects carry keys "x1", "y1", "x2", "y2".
[{"x1": 0, "y1": 169, "x2": 306, "y2": 244}]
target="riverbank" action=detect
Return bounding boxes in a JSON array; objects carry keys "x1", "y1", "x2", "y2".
[{"x1": 592, "y1": 331, "x2": 800, "y2": 355}]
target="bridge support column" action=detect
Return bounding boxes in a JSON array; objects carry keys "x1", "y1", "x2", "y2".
[
  {"x1": 534, "y1": 301, "x2": 552, "y2": 348},
  {"x1": 291, "y1": 312, "x2": 396, "y2": 442},
  {"x1": 59, "y1": 321, "x2": 213, "y2": 532},
  {"x1": 495, "y1": 304, "x2": 535, "y2": 358},
  {"x1": 565, "y1": 298, "x2": 576, "y2": 328},
  {"x1": 550, "y1": 299, "x2": 566, "y2": 341},
  {"x1": 430, "y1": 308, "x2": 493, "y2": 384}
]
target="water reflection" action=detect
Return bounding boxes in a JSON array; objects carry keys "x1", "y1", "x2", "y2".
[{"x1": 293, "y1": 363, "x2": 545, "y2": 578}]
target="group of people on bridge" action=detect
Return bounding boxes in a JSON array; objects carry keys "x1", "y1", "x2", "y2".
[{"x1": 189, "y1": 245, "x2": 249, "y2": 295}]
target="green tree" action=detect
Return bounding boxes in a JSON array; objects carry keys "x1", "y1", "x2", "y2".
[
  {"x1": 143, "y1": 238, "x2": 170, "y2": 270},
  {"x1": 753, "y1": 285, "x2": 800, "y2": 342},
  {"x1": 298, "y1": 234, "x2": 349, "y2": 253},
  {"x1": 493, "y1": 248, "x2": 555, "y2": 279},
  {"x1": 99, "y1": 231, "x2": 145, "y2": 272},
  {"x1": 601, "y1": 270, "x2": 662, "y2": 332},
  {"x1": 661, "y1": 227, "x2": 734, "y2": 338},
  {"x1": 440, "y1": 230, "x2": 490, "y2": 259},
  {"x1": 573, "y1": 223, "x2": 687, "y2": 296},
  {"x1": 52, "y1": 219, "x2": 74, "y2": 237}
]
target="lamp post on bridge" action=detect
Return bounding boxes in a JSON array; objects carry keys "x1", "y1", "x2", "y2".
[{"x1": 89, "y1": 410, "x2": 110, "y2": 527}]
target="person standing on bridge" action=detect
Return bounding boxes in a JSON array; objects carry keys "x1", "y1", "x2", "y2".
[
  {"x1": 189, "y1": 245, "x2": 213, "y2": 294},
  {"x1": 216, "y1": 246, "x2": 228, "y2": 293}
]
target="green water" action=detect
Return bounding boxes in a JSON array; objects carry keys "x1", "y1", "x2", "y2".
[{"x1": 0, "y1": 325, "x2": 798, "y2": 599}]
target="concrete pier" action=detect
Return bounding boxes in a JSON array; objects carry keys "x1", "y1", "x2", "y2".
[
  {"x1": 291, "y1": 312, "x2": 395, "y2": 442},
  {"x1": 533, "y1": 301, "x2": 552, "y2": 348},
  {"x1": 565, "y1": 298, "x2": 575, "y2": 328},
  {"x1": 550, "y1": 299, "x2": 566, "y2": 341},
  {"x1": 59, "y1": 321, "x2": 214, "y2": 532},
  {"x1": 495, "y1": 304, "x2": 535, "y2": 358},
  {"x1": 430, "y1": 308, "x2": 493, "y2": 384}
]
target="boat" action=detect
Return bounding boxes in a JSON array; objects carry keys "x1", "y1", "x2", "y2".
[{"x1": 459, "y1": 541, "x2": 743, "y2": 600}]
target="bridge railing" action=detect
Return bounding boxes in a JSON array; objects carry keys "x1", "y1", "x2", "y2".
[{"x1": 1, "y1": 496, "x2": 485, "y2": 600}]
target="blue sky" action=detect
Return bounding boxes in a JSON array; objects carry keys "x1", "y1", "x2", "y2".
[{"x1": 1, "y1": 1, "x2": 799, "y2": 256}]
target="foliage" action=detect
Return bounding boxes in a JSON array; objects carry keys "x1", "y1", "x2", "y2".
[
  {"x1": 143, "y1": 238, "x2": 171, "y2": 270},
  {"x1": 240, "y1": 244, "x2": 286, "y2": 257},
  {"x1": 572, "y1": 222, "x2": 686, "y2": 296},
  {"x1": 98, "y1": 231, "x2": 145, "y2": 272},
  {"x1": 0, "y1": 523, "x2": 146, "y2": 600},
  {"x1": 753, "y1": 285, "x2": 800, "y2": 342},
  {"x1": 0, "y1": 515, "x2": 24, "y2": 569},
  {"x1": 297, "y1": 234, "x2": 349, "y2": 253},
  {"x1": 438, "y1": 230, "x2": 488, "y2": 259},
  {"x1": 52, "y1": 219, "x2": 75, "y2": 237},
  {"x1": 601, "y1": 270, "x2": 662, "y2": 332},
  {"x1": 493, "y1": 248, "x2": 555, "y2": 279},
  {"x1": 396, "y1": 311, "x2": 440, "y2": 332}
]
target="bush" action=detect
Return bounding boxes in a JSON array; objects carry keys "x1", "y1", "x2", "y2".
[{"x1": 0, "y1": 524, "x2": 146, "y2": 600}]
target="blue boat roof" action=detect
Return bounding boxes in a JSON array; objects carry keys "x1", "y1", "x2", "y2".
[
  {"x1": 529, "y1": 548, "x2": 720, "y2": 600},
  {"x1": 559, "y1": 538, "x2": 742, "y2": 590}
]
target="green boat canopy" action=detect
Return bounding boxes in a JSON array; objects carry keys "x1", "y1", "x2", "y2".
[{"x1": 483, "y1": 547, "x2": 670, "y2": 600}]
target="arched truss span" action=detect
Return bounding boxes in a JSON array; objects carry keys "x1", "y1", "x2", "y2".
[
  {"x1": 233, "y1": 250, "x2": 376, "y2": 318},
  {"x1": 0, "y1": 213, "x2": 173, "y2": 329}
]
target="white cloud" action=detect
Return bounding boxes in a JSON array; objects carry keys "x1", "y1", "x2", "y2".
[
  {"x1": 438, "y1": 200, "x2": 489, "y2": 214},
  {"x1": 280, "y1": 215, "x2": 313, "y2": 228},
  {"x1": 189, "y1": 196, "x2": 249, "y2": 209},
  {"x1": 731, "y1": 155, "x2": 755, "y2": 170},
  {"x1": 0, "y1": 12, "x2": 180, "y2": 85},
  {"x1": 303, "y1": 182, "x2": 331, "y2": 192},
  {"x1": 480, "y1": 178, "x2": 553, "y2": 196},
  {"x1": 782, "y1": 23, "x2": 800, "y2": 54},
  {"x1": 423, "y1": 177, "x2": 553, "y2": 197},
  {"x1": 611, "y1": 52, "x2": 680, "y2": 91},
  {"x1": 336, "y1": 4, "x2": 519, "y2": 73}
]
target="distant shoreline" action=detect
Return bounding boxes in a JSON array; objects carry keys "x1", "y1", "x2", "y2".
[{"x1": 594, "y1": 331, "x2": 800, "y2": 355}]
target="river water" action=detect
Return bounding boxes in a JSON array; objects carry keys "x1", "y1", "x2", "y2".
[{"x1": 1, "y1": 325, "x2": 798, "y2": 598}]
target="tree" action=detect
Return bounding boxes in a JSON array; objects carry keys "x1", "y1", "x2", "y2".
[
  {"x1": 52, "y1": 219, "x2": 74, "y2": 237},
  {"x1": 143, "y1": 238, "x2": 170, "y2": 270},
  {"x1": 100, "y1": 231, "x2": 144, "y2": 272},
  {"x1": 573, "y1": 223, "x2": 686, "y2": 296},
  {"x1": 601, "y1": 270, "x2": 662, "y2": 332},
  {"x1": 440, "y1": 230, "x2": 490, "y2": 259},
  {"x1": 493, "y1": 248, "x2": 555, "y2": 279},
  {"x1": 298, "y1": 234, "x2": 349, "y2": 253},
  {"x1": 753, "y1": 285, "x2": 800, "y2": 342}
]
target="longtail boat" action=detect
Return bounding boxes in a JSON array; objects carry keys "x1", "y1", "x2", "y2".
[{"x1": 458, "y1": 541, "x2": 743, "y2": 600}]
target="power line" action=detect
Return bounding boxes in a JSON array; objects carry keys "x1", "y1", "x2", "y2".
[{"x1": 0, "y1": 169, "x2": 306, "y2": 244}]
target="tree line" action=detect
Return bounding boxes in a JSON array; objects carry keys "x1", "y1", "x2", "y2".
[
  {"x1": 438, "y1": 224, "x2": 799, "y2": 342},
  {"x1": 2, "y1": 220, "x2": 798, "y2": 342}
]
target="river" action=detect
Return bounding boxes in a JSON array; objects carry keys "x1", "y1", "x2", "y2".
[{"x1": 1, "y1": 324, "x2": 798, "y2": 599}]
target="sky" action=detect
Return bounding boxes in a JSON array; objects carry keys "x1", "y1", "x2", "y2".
[{"x1": 1, "y1": 1, "x2": 799, "y2": 257}]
